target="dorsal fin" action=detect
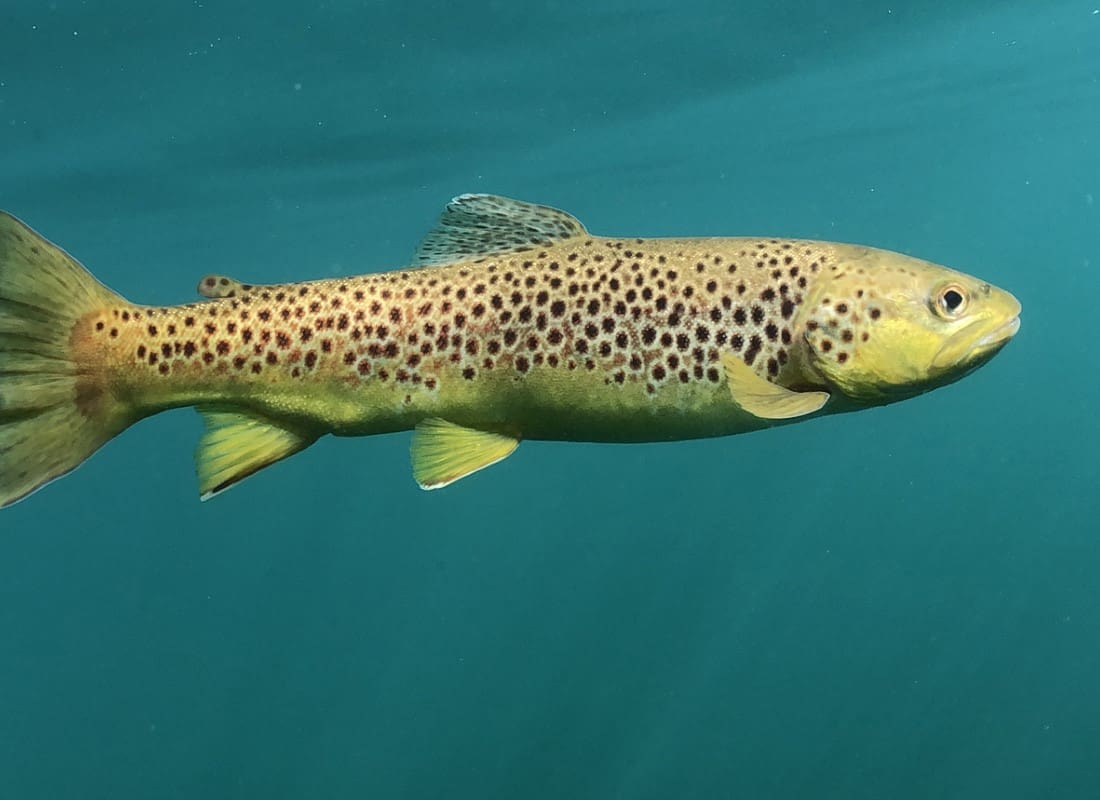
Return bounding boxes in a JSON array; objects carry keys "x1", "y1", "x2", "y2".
[
  {"x1": 413, "y1": 194, "x2": 589, "y2": 266},
  {"x1": 197, "y1": 274, "x2": 252, "y2": 299}
]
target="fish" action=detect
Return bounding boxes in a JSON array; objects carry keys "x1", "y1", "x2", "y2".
[{"x1": 0, "y1": 194, "x2": 1020, "y2": 508}]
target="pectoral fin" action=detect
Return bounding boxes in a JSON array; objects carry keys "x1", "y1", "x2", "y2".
[
  {"x1": 410, "y1": 418, "x2": 520, "y2": 489},
  {"x1": 721, "y1": 352, "x2": 829, "y2": 420},
  {"x1": 195, "y1": 408, "x2": 317, "y2": 500}
]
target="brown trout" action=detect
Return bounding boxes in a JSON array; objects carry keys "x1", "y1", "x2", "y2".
[{"x1": 0, "y1": 194, "x2": 1020, "y2": 507}]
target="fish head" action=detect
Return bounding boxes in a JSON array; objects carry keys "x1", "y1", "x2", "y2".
[{"x1": 797, "y1": 245, "x2": 1021, "y2": 405}]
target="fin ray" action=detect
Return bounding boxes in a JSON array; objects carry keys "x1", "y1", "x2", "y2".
[
  {"x1": 410, "y1": 417, "x2": 520, "y2": 489},
  {"x1": 721, "y1": 352, "x2": 829, "y2": 420},
  {"x1": 195, "y1": 408, "x2": 317, "y2": 500},
  {"x1": 414, "y1": 194, "x2": 588, "y2": 266},
  {"x1": 0, "y1": 211, "x2": 129, "y2": 508}
]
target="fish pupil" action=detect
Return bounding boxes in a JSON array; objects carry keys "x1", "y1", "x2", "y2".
[{"x1": 942, "y1": 289, "x2": 964, "y2": 311}]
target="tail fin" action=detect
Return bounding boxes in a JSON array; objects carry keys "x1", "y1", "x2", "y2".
[{"x1": 0, "y1": 211, "x2": 128, "y2": 508}]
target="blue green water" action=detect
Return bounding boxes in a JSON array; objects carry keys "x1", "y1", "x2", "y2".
[{"x1": 2, "y1": 2, "x2": 1098, "y2": 797}]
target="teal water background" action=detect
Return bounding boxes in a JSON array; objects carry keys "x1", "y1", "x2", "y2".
[{"x1": 2, "y1": 2, "x2": 1098, "y2": 797}]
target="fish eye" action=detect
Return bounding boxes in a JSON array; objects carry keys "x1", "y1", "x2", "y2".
[{"x1": 934, "y1": 284, "x2": 968, "y2": 317}]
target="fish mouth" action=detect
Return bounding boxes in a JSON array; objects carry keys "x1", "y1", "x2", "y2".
[
  {"x1": 933, "y1": 313, "x2": 1021, "y2": 369},
  {"x1": 973, "y1": 315, "x2": 1021, "y2": 352}
]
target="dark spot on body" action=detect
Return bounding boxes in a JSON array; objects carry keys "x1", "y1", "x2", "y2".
[{"x1": 744, "y1": 335, "x2": 762, "y2": 364}]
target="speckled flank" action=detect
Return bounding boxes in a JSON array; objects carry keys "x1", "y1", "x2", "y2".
[{"x1": 76, "y1": 234, "x2": 858, "y2": 440}]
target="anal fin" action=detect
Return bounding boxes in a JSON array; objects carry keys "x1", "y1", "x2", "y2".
[
  {"x1": 195, "y1": 407, "x2": 317, "y2": 500},
  {"x1": 721, "y1": 352, "x2": 829, "y2": 420},
  {"x1": 410, "y1": 418, "x2": 519, "y2": 489}
]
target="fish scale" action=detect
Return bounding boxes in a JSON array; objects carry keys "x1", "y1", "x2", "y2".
[{"x1": 0, "y1": 194, "x2": 1020, "y2": 506}]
